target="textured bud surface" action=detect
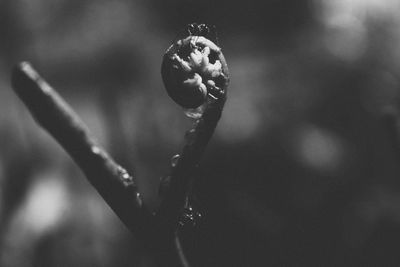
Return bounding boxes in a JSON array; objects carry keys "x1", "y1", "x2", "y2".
[{"x1": 162, "y1": 31, "x2": 229, "y2": 109}]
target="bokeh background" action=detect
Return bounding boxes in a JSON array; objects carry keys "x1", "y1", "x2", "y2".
[{"x1": 1, "y1": 0, "x2": 400, "y2": 266}]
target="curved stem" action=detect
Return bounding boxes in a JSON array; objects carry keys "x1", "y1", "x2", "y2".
[{"x1": 156, "y1": 96, "x2": 226, "y2": 235}]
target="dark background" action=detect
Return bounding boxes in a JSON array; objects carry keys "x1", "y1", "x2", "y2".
[{"x1": 1, "y1": 0, "x2": 400, "y2": 266}]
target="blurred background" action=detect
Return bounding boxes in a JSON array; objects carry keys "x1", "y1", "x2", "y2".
[{"x1": 1, "y1": 0, "x2": 400, "y2": 266}]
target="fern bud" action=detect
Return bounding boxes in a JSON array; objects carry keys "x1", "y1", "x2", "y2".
[{"x1": 161, "y1": 23, "x2": 229, "y2": 109}]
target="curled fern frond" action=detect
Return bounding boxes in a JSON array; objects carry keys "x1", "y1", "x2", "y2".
[{"x1": 162, "y1": 24, "x2": 229, "y2": 109}]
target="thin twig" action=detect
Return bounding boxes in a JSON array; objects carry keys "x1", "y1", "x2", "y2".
[{"x1": 11, "y1": 62, "x2": 154, "y2": 241}]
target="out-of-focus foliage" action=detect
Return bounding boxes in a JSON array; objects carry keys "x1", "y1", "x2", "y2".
[{"x1": 1, "y1": 0, "x2": 400, "y2": 266}]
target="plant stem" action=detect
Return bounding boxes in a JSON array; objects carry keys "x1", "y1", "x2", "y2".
[
  {"x1": 11, "y1": 61, "x2": 226, "y2": 267},
  {"x1": 11, "y1": 62, "x2": 154, "y2": 242},
  {"x1": 156, "y1": 96, "x2": 226, "y2": 235}
]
